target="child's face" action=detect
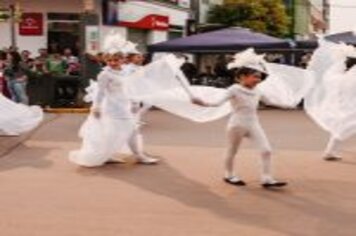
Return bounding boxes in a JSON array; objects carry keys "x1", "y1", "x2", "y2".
[
  {"x1": 239, "y1": 72, "x2": 263, "y2": 89},
  {"x1": 106, "y1": 56, "x2": 123, "y2": 69},
  {"x1": 130, "y1": 54, "x2": 144, "y2": 65}
]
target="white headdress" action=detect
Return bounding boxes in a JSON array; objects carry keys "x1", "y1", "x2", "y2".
[
  {"x1": 103, "y1": 30, "x2": 141, "y2": 55},
  {"x1": 332, "y1": 42, "x2": 356, "y2": 59},
  {"x1": 227, "y1": 48, "x2": 268, "y2": 74},
  {"x1": 122, "y1": 41, "x2": 141, "y2": 54}
]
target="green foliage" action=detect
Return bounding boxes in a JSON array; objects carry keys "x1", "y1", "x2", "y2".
[{"x1": 207, "y1": 0, "x2": 290, "y2": 37}]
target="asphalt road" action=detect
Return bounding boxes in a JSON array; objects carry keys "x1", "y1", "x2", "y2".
[{"x1": 1, "y1": 110, "x2": 356, "y2": 236}]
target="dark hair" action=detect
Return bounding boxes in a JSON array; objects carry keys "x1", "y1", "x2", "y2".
[
  {"x1": 9, "y1": 51, "x2": 22, "y2": 71},
  {"x1": 346, "y1": 57, "x2": 356, "y2": 71},
  {"x1": 0, "y1": 51, "x2": 6, "y2": 60},
  {"x1": 234, "y1": 67, "x2": 268, "y2": 81}
]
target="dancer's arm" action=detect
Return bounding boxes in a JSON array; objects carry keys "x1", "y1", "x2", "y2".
[{"x1": 91, "y1": 72, "x2": 108, "y2": 118}]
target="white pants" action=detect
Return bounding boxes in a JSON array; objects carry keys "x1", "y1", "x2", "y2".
[
  {"x1": 225, "y1": 122, "x2": 273, "y2": 182},
  {"x1": 128, "y1": 128, "x2": 146, "y2": 159},
  {"x1": 324, "y1": 136, "x2": 342, "y2": 157}
]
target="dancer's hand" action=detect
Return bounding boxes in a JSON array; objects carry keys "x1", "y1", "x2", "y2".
[{"x1": 191, "y1": 97, "x2": 207, "y2": 106}]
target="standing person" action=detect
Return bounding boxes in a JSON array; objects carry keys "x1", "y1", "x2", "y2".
[
  {"x1": 34, "y1": 48, "x2": 49, "y2": 75},
  {"x1": 21, "y1": 50, "x2": 35, "y2": 70},
  {"x1": 0, "y1": 51, "x2": 9, "y2": 96},
  {"x1": 181, "y1": 55, "x2": 197, "y2": 84},
  {"x1": 121, "y1": 50, "x2": 158, "y2": 161},
  {"x1": 4, "y1": 51, "x2": 29, "y2": 104},
  {"x1": 69, "y1": 52, "x2": 158, "y2": 167},
  {"x1": 122, "y1": 51, "x2": 151, "y2": 117},
  {"x1": 192, "y1": 49, "x2": 287, "y2": 189}
]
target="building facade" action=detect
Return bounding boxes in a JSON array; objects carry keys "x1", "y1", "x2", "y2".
[
  {"x1": 0, "y1": 0, "x2": 191, "y2": 55},
  {"x1": 285, "y1": 0, "x2": 328, "y2": 39}
]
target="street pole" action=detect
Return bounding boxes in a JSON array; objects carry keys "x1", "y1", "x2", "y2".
[
  {"x1": 322, "y1": 0, "x2": 329, "y2": 33},
  {"x1": 9, "y1": 4, "x2": 16, "y2": 49},
  {"x1": 191, "y1": 0, "x2": 200, "y2": 25}
]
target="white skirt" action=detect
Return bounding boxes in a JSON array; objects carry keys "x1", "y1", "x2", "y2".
[
  {"x1": 69, "y1": 114, "x2": 136, "y2": 167},
  {"x1": 0, "y1": 94, "x2": 43, "y2": 135}
]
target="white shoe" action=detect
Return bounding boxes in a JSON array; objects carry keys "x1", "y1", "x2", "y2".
[
  {"x1": 261, "y1": 176, "x2": 288, "y2": 188},
  {"x1": 137, "y1": 156, "x2": 159, "y2": 165}
]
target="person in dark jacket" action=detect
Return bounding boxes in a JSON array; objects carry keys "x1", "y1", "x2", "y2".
[{"x1": 4, "y1": 51, "x2": 29, "y2": 104}]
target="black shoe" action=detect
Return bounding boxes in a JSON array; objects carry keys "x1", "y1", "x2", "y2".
[
  {"x1": 105, "y1": 159, "x2": 126, "y2": 164},
  {"x1": 224, "y1": 177, "x2": 247, "y2": 186},
  {"x1": 262, "y1": 181, "x2": 287, "y2": 189},
  {"x1": 324, "y1": 156, "x2": 342, "y2": 161}
]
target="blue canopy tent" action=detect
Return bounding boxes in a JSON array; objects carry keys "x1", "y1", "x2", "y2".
[
  {"x1": 148, "y1": 27, "x2": 291, "y2": 53},
  {"x1": 325, "y1": 31, "x2": 356, "y2": 45}
]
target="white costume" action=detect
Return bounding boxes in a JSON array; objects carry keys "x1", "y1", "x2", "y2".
[
  {"x1": 305, "y1": 39, "x2": 356, "y2": 159},
  {"x1": 189, "y1": 49, "x2": 314, "y2": 185},
  {"x1": 0, "y1": 93, "x2": 43, "y2": 135},
  {"x1": 205, "y1": 84, "x2": 274, "y2": 183},
  {"x1": 69, "y1": 67, "x2": 145, "y2": 167}
]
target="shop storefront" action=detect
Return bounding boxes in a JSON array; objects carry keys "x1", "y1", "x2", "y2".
[
  {"x1": 101, "y1": 0, "x2": 190, "y2": 52},
  {"x1": 0, "y1": 0, "x2": 84, "y2": 55},
  {"x1": 0, "y1": 0, "x2": 190, "y2": 55}
]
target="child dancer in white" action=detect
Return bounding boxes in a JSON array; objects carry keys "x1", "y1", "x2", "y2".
[
  {"x1": 306, "y1": 40, "x2": 356, "y2": 161},
  {"x1": 193, "y1": 52, "x2": 287, "y2": 188},
  {"x1": 70, "y1": 52, "x2": 157, "y2": 166}
]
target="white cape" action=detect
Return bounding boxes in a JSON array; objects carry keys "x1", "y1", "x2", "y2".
[
  {"x1": 0, "y1": 94, "x2": 43, "y2": 135},
  {"x1": 305, "y1": 40, "x2": 356, "y2": 140},
  {"x1": 85, "y1": 60, "x2": 315, "y2": 123}
]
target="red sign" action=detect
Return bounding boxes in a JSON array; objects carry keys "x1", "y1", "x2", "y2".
[
  {"x1": 119, "y1": 14, "x2": 169, "y2": 31},
  {"x1": 19, "y1": 13, "x2": 44, "y2": 36}
]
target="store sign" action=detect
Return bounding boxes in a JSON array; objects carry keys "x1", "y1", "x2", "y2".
[
  {"x1": 119, "y1": 14, "x2": 169, "y2": 30},
  {"x1": 118, "y1": 1, "x2": 169, "y2": 30},
  {"x1": 19, "y1": 13, "x2": 43, "y2": 36},
  {"x1": 85, "y1": 26, "x2": 100, "y2": 55}
]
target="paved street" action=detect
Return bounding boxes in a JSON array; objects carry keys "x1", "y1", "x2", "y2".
[{"x1": 1, "y1": 110, "x2": 356, "y2": 236}]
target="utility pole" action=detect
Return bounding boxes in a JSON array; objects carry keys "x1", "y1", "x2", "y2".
[
  {"x1": 322, "y1": 0, "x2": 329, "y2": 33},
  {"x1": 9, "y1": 4, "x2": 16, "y2": 49},
  {"x1": 187, "y1": 0, "x2": 199, "y2": 35}
]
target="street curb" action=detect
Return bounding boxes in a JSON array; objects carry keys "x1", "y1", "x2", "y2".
[{"x1": 44, "y1": 108, "x2": 90, "y2": 114}]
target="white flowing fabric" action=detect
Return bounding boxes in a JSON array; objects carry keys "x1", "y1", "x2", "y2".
[
  {"x1": 0, "y1": 94, "x2": 43, "y2": 135},
  {"x1": 72, "y1": 52, "x2": 316, "y2": 167},
  {"x1": 305, "y1": 40, "x2": 356, "y2": 140},
  {"x1": 84, "y1": 60, "x2": 315, "y2": 124},
  {"x1": 141, "y1": 62, "x2": 315, "y2": 122},
  {"x1": 258, "y1": 63, "x2": 315, "y2": 107}
]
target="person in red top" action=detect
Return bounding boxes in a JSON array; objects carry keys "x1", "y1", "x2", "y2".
[{"x1": 0, "y1": 51, "x2": 10, "y2": 97}]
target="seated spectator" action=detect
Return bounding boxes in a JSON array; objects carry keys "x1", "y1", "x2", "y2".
[
  {"x1": 46, "y1": 53, "x2": 67, "y2": 76},
  {"x1": 66, "y1": 57, "x2": 80, "y2": 76},
  {"x1": 34, "y1": 48, "x2": 49, "y2": 75},
  {"x1": 62, "y1": 48, "x2": 79, "y2": 64}
]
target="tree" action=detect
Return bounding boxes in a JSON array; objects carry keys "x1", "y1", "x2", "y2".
[{"x1": 207, "y1": 0, "x2": 290, "y2": 37}]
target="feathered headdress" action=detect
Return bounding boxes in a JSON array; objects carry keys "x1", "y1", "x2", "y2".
[
  {"x1": 103, "y1": 30, "x2": 141, "y2": 55},
  {"x1": 227, "y1": 48, "x2": 268, "y2": 74}
]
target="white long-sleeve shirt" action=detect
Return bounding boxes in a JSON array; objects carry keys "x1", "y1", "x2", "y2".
[{"x1": 92, "y1": 67, "x2": 133, "y2": 119}]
